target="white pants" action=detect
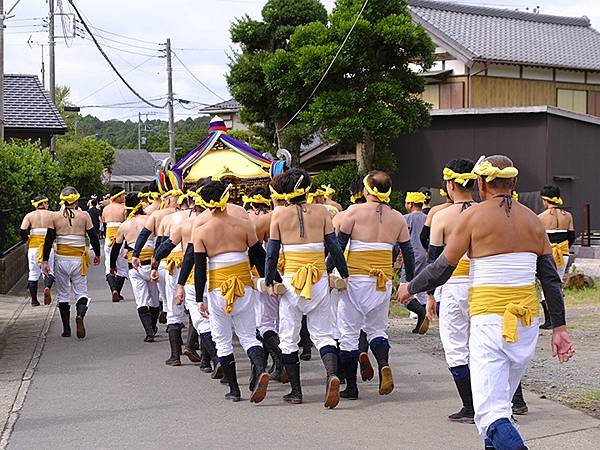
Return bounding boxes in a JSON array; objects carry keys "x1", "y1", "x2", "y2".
[
  {"x1": 185, "y1": 285, "x2": 211, "y2": 334},
  {"x1": 470, "y1": 315, "x2": 539, "y2": 437},
  {"x1": 254, "y1": 291, "x2": 280, "y2": 337},
  {"x1": 279, "y1": 276, "x2": 336, "y2": 354},
  {"x1": 104, "y1": 241, "x2": 128, "y2": 277},
  {"x1": 207, "y1": 286, "x2": 260, "y2": 357},
  {"x1": 28, "y1": 247, "x2": 54, "y2": 281},
  {"x1": 157, "y1": 264, "x2": 167, "y2": 307},
  {"x1": 165, "y1": 267, "x2": 185, "y2": 325},
  {"x1": 337, "y1": 277, "x2": 390, "y2": 352},
  {"x1": 439, "y1": 280, "x2": 470, "y2": 367},
  {"x1": 129, "y1": 266, "x2": 159, "y2": 309},
  {"x1": 55, "y1": 256, "x2": 88, "y2": 304}
]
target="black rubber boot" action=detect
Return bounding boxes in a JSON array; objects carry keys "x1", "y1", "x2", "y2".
[
  {"x1": 28, "y1": 280, "x2": 40, "y2": 307},
  {"x1": 43, "y1": 275, "x2": 55, "y2": 305},
  {"x1": 370, "y1": 337, "x2": 394, "y2": 395},
  {"x1": 282, "y1": 352, "x2": 302, "y2": 404},
  {"x1": 182, "y1": 316, "x2": 201, "y2": 363},
  {"x1": 262, "y1": 330, "x2": 287, "y2": 383},
  {"x1": 449, "y1": 365, "x2": 475, "y2": 423},
  {"x1": 165, "y1": 324, "x2": 182, "y2": 366},
  {"x1": 320, "y1": 346, "x2": 341, "y2": 409},
  {"x1": 247, "y1": 346, "x2": 269, "y2": 403},
  {"x1": 220, "y1": 354, "x2": 241, "y2": 402},
  {"x1": 115, "y1": 276, "x2": 126, "y2": 301},
  {"x1": 299, "y1": 315, "x2": 312, "y2": 361},
  {"x1": 512, "y1": 383, "x2": 528, "y2": 415},
  {"x1": 200, "y1": 332, "x2": 222, "y2": 378},
  {"x1": 340, "y1": 350, "x2": 359, "y2": 400},
  {"x1": 539, "y1": 301, "x2": 552, "y2": 330},
  {"x1": 58, "y1": 303, "x2": 71, "y2": 337},
  {"x1": 359, "y1": 329, "x2": 369, "y2": 353},
  {"x1": 149, "y1": 306, "x2": 160, "y2": 336},
  {"x1": 75, "y1": 297, "x2": 88, "y2": 339},
  {"x1": 137, "y1": 307, "x2": 155, "y2": 342},
  {"x1": 358, "y1": 331, "x2": 374, "y2": 382},
  {"x1": 158, "y1": 302, "x2": 167, "y2": 324},
  {"x1": 198, "y1": 340, "x2": 212, "y2": 373},
  {"x1": 106, "y1": 274, "x2": 119, "y2": 302},
  {"x1": 406, "y1": 298, "x2": 429, "y2": 334}
]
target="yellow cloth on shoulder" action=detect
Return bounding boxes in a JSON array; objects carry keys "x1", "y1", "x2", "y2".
[
  {"x1": 165, "y1": 250, "x2": 184, "y2": 276},
  {"x1": 208, "y1": 261, "x2": 252, "y2": 314},
  {"x1": 452, "y1": 259, "x2": 470, "y2": 277},
  {"x1": 284, "y1": 252, "x2": 326, "y2": 299},
  {"x1": 551, "y1": 241, "x2": 569, "y2": 268},
  {"x1": 469, "y1": 284, "x2": 539, "y2": 343},
  {"x1": 346, "y1": 249, "x2": 392, "y2": 291},
  {"x1": 28, "y1": 235, "x2": 46, "y2": 263},
  {"x1": 56, "y1": 244, "x2": 91, "y2": 276}
]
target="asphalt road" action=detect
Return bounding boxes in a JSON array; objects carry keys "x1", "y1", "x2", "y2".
[{"x1": 6, "y1": 263, "x2": 600, "y2": 449}]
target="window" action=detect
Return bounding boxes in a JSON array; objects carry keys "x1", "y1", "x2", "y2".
[
  {"x1": 422, "y1": 84, "x2": 439, "y2": 109},
  {"x1": 557, "y1": 89, "x2": 587, "y2": 114}
]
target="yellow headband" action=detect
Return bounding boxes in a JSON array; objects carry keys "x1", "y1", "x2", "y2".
[
  {"x1": 283, "y1": 187, "x2": 308, "y2": 202},
  {"x1": 177, "y1": 192, "x2": 191, "y2": 205},
  {"x1": 242, "y1": 194, "x2": 271, "y2": 207},
  {"x1": 439, "y1": 188, "x2": 447, "y2": 197},
  {"x1": 59, "y1": 193, "x2": 80, "y2": 205},
  {"x1": 307, "y1": 188, "x2": 326, "y2": 204},
  {"x1": 199, "y1": 190, "x2": 230, "y2": 211},
  {"x1": 474, "y1": 161, "x2": 519, "y2": 182},
  {"x1": 161, "y1": 189, "x2": 183, "y2": 200},
  {"x1": 126, "y1": 202, "x2": 144, "y2": 220},
  {"x1": 31, "y1": 198, "x2": 49, "y2": 208},
  {"x1": 443, "y1": 168, "x2": 478, "y2": 187},
  {"x1": 110, "y1": 190, "x2": 126, "y2": 202},
  {"x1": 405, "y1": 191, "x2": 426, "y2": 204},
  {"x1": 321, "y1": 185, "x2": 335, "y2": 198},
  {"x1": 138, "y1": 192, "x2": 151, "y2": 199},
  {"x1": 363, "y1": 175, "x2": 391, "y2": 203},
  {"x1": 269, "y1": 185, "x2": 286, "y2": 202},
  {"x1": 542, "y1": 195, "x2": 563, "y2": 206},
  {"x1": 350, "y1": 192, "x2": 363, "y2": 204}
]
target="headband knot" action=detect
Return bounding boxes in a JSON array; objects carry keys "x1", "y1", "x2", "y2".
[
  {"x1": 474, "y1": 161, "x2": 519, "y2": 182},
  {"x1": 59, "y1": 193, "x2": 80, "y2": 206},
  {"x1": 442, "y1": 168, "x2": 478, "y2": 187},
  {"x1": 541, "y1": 195, "x2": 563, "y2": 205},
  {"x1": 31, "y1": 197, "x2": 49, "y2": 208},
  {"x1": 363, "y1": 175, "x2": 391, "y2": 203}
]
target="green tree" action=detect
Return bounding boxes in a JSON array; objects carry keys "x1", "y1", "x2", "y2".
[{"x1": 227, "y1": 0, "x2": 328, "y2": 163}]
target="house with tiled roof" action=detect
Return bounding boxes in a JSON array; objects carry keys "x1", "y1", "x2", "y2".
[
  {"x1": 198, "y1": 99, "x2": 247, "y2": 131},
  {"x1": 409, "y1": 0, "x2": 600, "y2": 115},
  {"x1": 3, "y1": 74, "x2": 67, "y2": 146}
]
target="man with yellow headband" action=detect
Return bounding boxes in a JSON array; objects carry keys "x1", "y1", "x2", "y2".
[
  {"x1": 398, "y1": 155, "x2": 574, "y2": 450},
  {"x1": 42, "y1": 186, "x2": 101, "y2": 339},
  {"x1": 20, "y1": 194, "x2": 56, "y2": 307},
  {"x1": 102, "y1": 185, "x2": 127, "y2": 302},
  {"x1": 334, "y1": 170, "x2": 413, "y2": 400},
  {"x1": 142, "y1": 180, "x2": 162, "y2": 215},
  {"x1": 538, "y1": 184, "x2": 574, "y2": 330},
  {"x1": 265, "y1": 168, "x2": 349, "y2": 408},
  {"x1": 307, "y1": 184, "x2": 339, "y2": 218}
]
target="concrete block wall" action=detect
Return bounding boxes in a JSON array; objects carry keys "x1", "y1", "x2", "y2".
[{"x1": 0, "y1": 244, "x2": 27, "y2": 294}]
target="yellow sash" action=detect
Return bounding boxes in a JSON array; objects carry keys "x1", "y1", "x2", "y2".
[
  {"x1": 551, "y1": 241, "x2": 569, "y2": 268},
  {"x1": 28, "y1": 234, "x2": 46, "y2": 263},
  {"x1": 284, "y1": 251, "x2": 326, "y2": 299},
  {"x1": 56, "y1": 244, "x2": 91, "y2": 276},
  {"x1": 127, "y1": 248, "x2": 154, "y2": 264},
  {"x1": 186, "y1": 265, "x2": 195, "y2": 286},
  {"x1": 452, "y1": 259, "x2": 470, "y2": 277},
  {"x1": 469, "y1": 284, "x2": 539, "y2": 343},
  {"x1": 277, "y1": 253, "x2": 285, "y2": 273},
  {"x1": 106, "y1": 226, "x2": 119, "y2": 247},
  {"x1": 208, "y1": 261, "x2": 252, "y2": 314},
  {"x1": 165, "y1": 250, "x2": 184, "y2": 276},
  {"x1": 346, "y1": 249, "x2": 392, "y2": 291}
]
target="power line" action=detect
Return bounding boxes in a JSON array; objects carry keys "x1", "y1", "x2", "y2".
[
  {"x1": 77, "y1": 27, "x2": 160, "y2": 52},
  {"x1": 66, "y1": 0, "x2": 166, "y2": 108},
  {"x1": 85, "y1": 24, "x2": 159, "y2": 46},
  {"x1": 171, "y1": 50, "x2": 226, "y2": 101},
  {"x1": 78, "y1": 34, "x2": 161, "y2": 57}
]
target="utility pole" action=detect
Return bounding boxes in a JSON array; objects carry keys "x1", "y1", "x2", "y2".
[
  {"x1": 40, "y1": 44, "x2": 45, "y2": 88},
  {"x1": 137, "y1": 112, "x2": 141, "y2": 150},
  {"x1": 165, "y1": 38, "x2": 175, "y2": 161},
  {"x1": 0, "y1": 0, "x2": 5, "y2": 142},
  {"x1": 49, "y1": 0, "x2": 56, "y2": 155}
]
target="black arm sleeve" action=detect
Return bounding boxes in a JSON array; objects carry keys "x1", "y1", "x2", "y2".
[
  {"x1": 133, "y1": 227, "x2": 152, "y2": 257},
  {"x1": 153, "y1": 238, "x2": 175, "y2": 265},
  {"x1": 153, "y1": 235, "x2": 165, "y2": 259},
  {"x1": 324, "y1": 232, "x2": 349, "y2": 278},
  {"x1": 109, "y1": 241, "x2": 123, "y2": 270},
  {"x1": 537, "y1": 254, "x2": 566, "y2": 328},
  {"x1": 20, "y1": 228, "x2": 30, "y2": 243},
  {"x1": 193, "y1": 252, "x2": 208, "y2": 303},
  {"x1": 177, "y1": 243, "x2": 195, "y2": 286},
  {"x1": 408, "y1": 254, "x2": 456, "y2": 295},
  {"x1": 567, "y1": 230, "x2": 575, "y2": 247},
  {"x1": 248, "y1": 241, "x2": 266, "y2": 277},
  {"x1": 86, "y1": 227, "x2": 101, "y2": 257},
  {"x1": 420, "y1": 225, "x2": 431, "y2": 251},
  {"x1": 326, "y1": 231, "x2": 350, "y2": 273},
  {"x1": 427, "y1": 244, "x2": 444, "y2": 265},
  {"x1": 265, "y1": 239, "x2": 281, "y2": 286},
  {"x1": 42, "y1": 228, "x2": 56, "y2": 261},
  {"x1": 398, "y1": 240, "x2": 415, "y2": 281}
]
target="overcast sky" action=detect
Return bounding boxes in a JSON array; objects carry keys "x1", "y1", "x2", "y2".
[{"x1": 4, "y1": 0, "x2": 600, "y2": 122}]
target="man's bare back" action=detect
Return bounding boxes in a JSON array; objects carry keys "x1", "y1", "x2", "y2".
[
  {"x1": 52, "y1": 209, "x2": 93, "y2": 237},
  {"x1": 340, "y1": 202, "x2": 409, "y2": 244},
  {"x1": 21, "y1": 209, "x2": 54, "y2": 230},
  {"x1": 158, "y1": 208, "x2": 194, "y2": 237},
  {"x1": 430, "y1": 202, "x2": 478, "y2": 246},
  {"x1": 270, "y1": 203, "x2": 331, "y2": 245},
  {"x1": 102, "y1": 202, "x2": 125, "y2": 224},
  {"x1": 538, "y1": 208, "x2": 574, "y2": 231},
  {"x1": 249, "y1": 211, "x2": 271, "y2": 243},
  {"x1": 116, "y1": 215, "x2": 151, "y2": 247},
  {"x1": 424, "y1": 201, "x2": 453, "y2": 228},
  {"x1": 194, "y1": 212, "x2": 257, "y2": 257}
]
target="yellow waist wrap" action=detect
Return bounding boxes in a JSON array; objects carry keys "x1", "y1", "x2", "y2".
[
  {"x1": 551, "y1": 241, "x2": 569, "y2": 268},
  {"x1": 277, "y1": 254, "x2": 285, "y2": 274},
  {"x1": 28, "y1": 235, "x2": 46, "y2": 263},
  {"x1": 469, "y1": 284, "x2": 539, "y2": 343},
  {"x1": 165, "y1": 250, "x2": 183, "y2": 276},
  {"x1": 284, "y1": 251, "x2": 326, "y2": 299},
  {"x1": 208, "y1": 261, "x2": 252, "y2": 314},
  {"x1": 452, "y1": 259, "x2": 470, "y2": 277},
  {"x1": 106, "y1": 226, "x2": 119, "y2": 247},
  {"x1": 186, "y1": 266, "x2": 195, "y2": 286},
  {"x1": 346, "y1": 249, "x2": 392, "y2": 291},
  {"x1": 56, "y1": 244, "x2": 91, "y2": 276},
  {"x1": 127, "y1": 248, "x2": 154, "y2": 264}
]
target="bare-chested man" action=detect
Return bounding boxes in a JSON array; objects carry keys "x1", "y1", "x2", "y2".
[
  {"x1": 419, "y1": 188, "x2": 453, "y2": 251},
  {"x1": 398, "y1": 156, "x2": 574, "y2": 450},
  {"x1": 42, "y1": 187, "x2": 101, "y2": 339},
  {"x1": 20, "y1": 194, "x2": 56, "y2": 306},
  {"x1": 102, "y1": 185, "x2": 127, "y2": 302},
  {"x1": 265, "y1": 168, "x2": 349, "y2": 408},
  {"x1": 142, "y1": 180, "x2": 162, "y2": 215},
  {"x1": 538, "y1": 184, "x2": 575, "y2": 330},
  {"x1": 307, "y1": 184, "x2": 339, "y2": 218},
  {"x1": 175, "y1": 181, "x2": 270, "y2": 404},
  {"x1": 336, "y1": 171, "x2": 414, "y2": 399},
  {"x1": 321, "y1": 184, "x2": 343, "y2": 212}
]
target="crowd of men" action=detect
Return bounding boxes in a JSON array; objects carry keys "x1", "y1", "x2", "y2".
[{"x1": 20, "y1": 154, "x2": 575, "y2": 450}]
